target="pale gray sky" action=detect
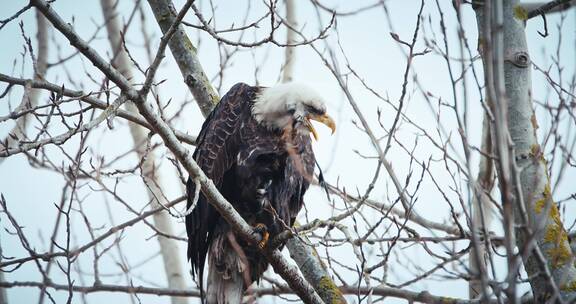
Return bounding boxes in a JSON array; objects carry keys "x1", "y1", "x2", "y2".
[{"x1": 1, "y1": 0, "x2": 575, "y2": 303}]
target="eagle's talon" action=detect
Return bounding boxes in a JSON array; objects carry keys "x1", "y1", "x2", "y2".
[
  {"x1": 253, "y1": 223, "x2": 269, "y2": 249},
  {"x1": 258, "y1": 232, "x2": 269, "y2": 249}
]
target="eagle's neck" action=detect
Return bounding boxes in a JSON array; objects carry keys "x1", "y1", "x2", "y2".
[{"x1": 251, "y1": 86, "x2": 294, "y2": 130}]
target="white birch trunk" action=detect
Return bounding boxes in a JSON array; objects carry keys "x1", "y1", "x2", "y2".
[
  {"x1": 476, "y1": 0, "x2": 576, "y2": 301},
  {"x1": 99, "y1": 2, "x2": 188, "y2": 304},
  {"x1": 469, "y1": 116, "x2": 495, "y2": 299},
  {"x1": 0, "y1": 10, "x2": 48, "y2": 167},
  {"x1": 281, "y1": 0, "x2": 296, "y2": 83}
]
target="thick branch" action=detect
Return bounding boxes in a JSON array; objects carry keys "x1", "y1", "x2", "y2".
[
  {"x1": 0, "y1": 280, "x2": 495, "y2": 303},
  {"x1": 146, "y1": 0, "x2": 218, "y2": 117},
  {"x1": 525, "y1": 0, "x2": 576, "y2": 19},
  {"x1": 286, "y1": 230, "x2": 346, "y2": 304}
]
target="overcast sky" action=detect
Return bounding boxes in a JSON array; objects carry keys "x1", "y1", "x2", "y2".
[{"x1": 1, "y1": 0, "x2": 575, "y2": 303}]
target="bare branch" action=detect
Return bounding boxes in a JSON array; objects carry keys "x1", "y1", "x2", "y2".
[{"x1": 526, "y1": 0, "x2": 576, "y2": 19}]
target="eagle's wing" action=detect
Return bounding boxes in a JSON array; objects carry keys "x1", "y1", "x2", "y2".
[{"x1": 185, "y1": 83, "x2": 257, "y2": 292}]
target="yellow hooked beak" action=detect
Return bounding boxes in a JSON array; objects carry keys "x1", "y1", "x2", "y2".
[{"x1": 304, "y1": 113, "x2": 336, "y2": 140}]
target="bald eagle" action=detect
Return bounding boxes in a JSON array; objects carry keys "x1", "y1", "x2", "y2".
[{"x1": 186, "y1": 82, "x2": 335, "y2": 303}]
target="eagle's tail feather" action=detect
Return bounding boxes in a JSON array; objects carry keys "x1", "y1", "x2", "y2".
[
  {"x1": 206, "y1": 266, "x2": 244, "y2": 304},
  {"x1": 207, "y1": 234, "x2": 246, "y2": 304}
]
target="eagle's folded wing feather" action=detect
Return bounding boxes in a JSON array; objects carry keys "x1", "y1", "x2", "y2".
[{"x1": 185, "y1": 83, "x2": 257, "y2": 295}]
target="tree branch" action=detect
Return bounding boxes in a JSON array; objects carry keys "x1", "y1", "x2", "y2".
[
  {"x1": 0, "y1": 73, "x2": 196, "y2": 145},
  {"x1": 526, "y1": 0, "x2": 576, "y2": 19},
  {"x1": 146, "y1": 0, "x2": 218, "y2": 117},
  {"x1": 0, "y1": 280, "x2": 499, "y2": 303}
]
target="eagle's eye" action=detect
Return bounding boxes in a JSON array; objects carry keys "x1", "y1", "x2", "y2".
[
  {"x1": 305, "y1": 104, "x2": 323, "y2": 115},
  {"x1": 286, "y1": 103, "x2": 296, "y2": 114}
]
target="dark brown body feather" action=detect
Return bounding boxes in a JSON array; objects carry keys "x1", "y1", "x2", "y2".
[{"x1": 185, "y1": 83, "x2": 315, "y2": 301}]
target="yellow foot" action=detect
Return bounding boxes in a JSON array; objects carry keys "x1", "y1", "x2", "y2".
[{"x1": 253, "y1": 223, "x2": 269, "y2": 249}]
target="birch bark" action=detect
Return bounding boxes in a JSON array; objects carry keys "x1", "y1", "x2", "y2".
[
  {"x1": 0, "y1": 10, "x2": 48, "y2": 167},
  {"x1": 99, "y1": 2, "x2": 188, "y2": 304},
  {"x1": 475, "y1": 0, "x2": 576, "y2": 301}
]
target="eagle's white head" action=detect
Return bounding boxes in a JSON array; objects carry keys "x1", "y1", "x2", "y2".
[{"x1": 252, "y1": 82, "x2": 336, "y2": 140}]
